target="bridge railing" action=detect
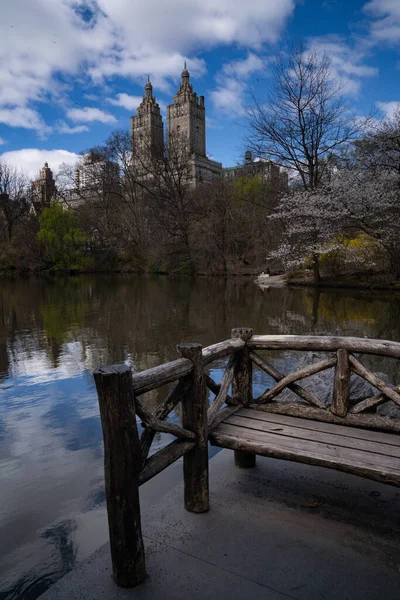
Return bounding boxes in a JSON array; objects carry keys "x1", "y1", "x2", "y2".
[{"x1": 93, "y1": 329, "x2": 400, "y2": 587}]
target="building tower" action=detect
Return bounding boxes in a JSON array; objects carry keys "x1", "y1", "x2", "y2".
[
  {"x1": 167, "y1": 63, "x2": 206, "y2": 156},
  {"x1": 32, "y1": 162, "x2": 56, "y2": 212},
  {"x1": 131, "y1": 76, "x2": 164, "y2": 159}
]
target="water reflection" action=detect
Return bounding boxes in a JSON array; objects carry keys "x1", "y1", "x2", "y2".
[{"x1": 1, "y1": 275, "x2": 400, "y2": 599}]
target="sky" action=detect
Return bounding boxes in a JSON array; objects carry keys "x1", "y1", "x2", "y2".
[{"x1": 0, "y1": 0, "x2": 399, "y2": 178}]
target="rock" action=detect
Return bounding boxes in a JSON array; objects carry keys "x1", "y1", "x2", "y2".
[
  {"x1": 272, "y1": 352, "x2": 386, "y2": 409},
  {"x1": 374, "y1": 373, "x2": 400, "y2": 418},
  {"x1": 377, "y1": 401, "x2": 400, "y2": 419}
]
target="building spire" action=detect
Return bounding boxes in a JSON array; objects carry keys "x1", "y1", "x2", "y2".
[
  {"x1": 182, "y1": 61, "x2": 189, "y2": 82},
  {"x1": 145, "y1": 74, "x2": 153, "y2": 98}
]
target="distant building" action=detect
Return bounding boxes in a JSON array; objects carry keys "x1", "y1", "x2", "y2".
[
  {"x1": 223, "y1": 153, "x2": 289, "y2": 191},
  {"x1": 59, "y1": 152, "x2": 121, "y2": 209},
  {"x1": 31, "y1": 162, "x2": 56, "y2": 214},
  {"x1": 131, "y1": 66, "x2": 222, "y2": 186},
  {"x1": 75, "y1": 151, "x2": 120, "y2": 194}
]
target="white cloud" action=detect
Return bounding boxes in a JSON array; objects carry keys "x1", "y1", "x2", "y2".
[
  {"x1": 222, "y1": 53, "x2": 266, "y2": 79},
  {"x1": 0, "y1": 137, "x2": 6, "y2": 145},
  {"x1": 377, "y1": 101, "x2": 400, "y2": 119},
  {"x1": 364, "y1": 0, "x2": 400, "y2": 42},
  {"x1": 56, "y1": 122, "x2": 90, "y2": 134},
  {"x1": 211, "y1": 52, "x2": 267, "y2": 116},
  {"x1": 0, "y1": 149, "x2": 80, "y2": 179},
  {"x1": 96, "y1": 0, "x2": 295, "y2": 50},
  {"x1": 108, "y1": 93, "x2": 143, "y2": 111},
  {"x1": 0, "y1": 107, "x2": 48, "y2": 131},
  {"x1": 210, "y1": 79, "x2": 247, "y2": 116},
  {"x1": 307, "y1": 36, "x2": 378, "y2": 96},
  {"x1": 0, "y1": 1, "x2": 296, "y2": 132},
  {"x1": 66, "y1": 107, "x2": 117, "y2": 124}
]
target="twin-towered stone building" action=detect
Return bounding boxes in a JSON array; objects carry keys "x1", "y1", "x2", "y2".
[
  {"x1": 33, "y1": 65, "x2": 288, "y2": 208},
  {"x1": 131, "y1": 65, "x2": 223, "y2": 184}
]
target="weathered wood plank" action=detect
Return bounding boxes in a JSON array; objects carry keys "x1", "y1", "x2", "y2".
[
  {"x1": 131, "y1": 358, "x2": 192, "y2": 396},
  {"x1": 207, "y1": 405, "x2": 239, "y2": 433},
  {"x1": 250, "y1": 351, "x2": 325, "y2": 409},
  {"x1": 332, "y1": 349, "x2": 350, "y2": 417},
  {"x1": 139, "y1": 440, "x2": 195, "y2": 486},
  {"x1": 215, "y1": 422, "x2": 400, "y2": 471},
  {"x1": 209, "y1": 428, "x2": 400, "y2": 487},
  {"x1": 202, "y1": 338, "x2": 245, "y2": 366},
  {"x1": 231, "y1": 328, "x2": 255, "y2": 468},
  {"x1": 350, "y1": 385, "x2": 400, "y2": 414},
  {"x1": 349, "y1": 355, "x2": 400, "y2": 407},
  {"x1": 255, "y1": 357, "x2": 337, "y2": 404},
  {"x1": 239, "y1": 407, "x2": 400, "y2": 446},
  {"x1": 232, "y1": 328, "x2": 253, "y2": 407},
  {"x1": 224, "y1": 414, "x2": 400, "y2": 459},
  {"x1": 249, "y1": 335, "x2": 400, "y2": 359},
  {"x1": 135, "y1": 398, "x2": 196, "y2": 442},
  {"x1": 178, "y1": 344, "x2": 209, "y2": 513},
  {"x1": 139, "y1": 375, "x2": 192, "y2": 466},
  {"x1": 207, "y1": 353, "x2": 237, "y2": 428},
  {"x1": 250, "y1": 403, "x2": 400, "y2": 434},
  {"x1": 93, "y1": 364, "x2": 146, "y2": 587},
  {"x1": 205, "y1": 374, "x2": 237, "y2": 405}
]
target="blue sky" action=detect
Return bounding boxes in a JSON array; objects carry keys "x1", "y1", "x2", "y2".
[{"x1": 0, "y1": 0, "x2": 399, "y2": 178}]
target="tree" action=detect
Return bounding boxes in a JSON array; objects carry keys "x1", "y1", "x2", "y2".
[
  {"x1": 58, "y1": 145, "x2": 130, "y2": 260},
  {"x1": 325, "y1": 110, "x2": 400, "y2": 280},
  {"x1": 0, "y1": 160, "x2": 30, "y2": 241},
  {"x1": 37, "y1": 202, "x2": 89, "y2": 272},
  {"x1": 269, "y1": 187, "x2": 342, "y2": 282},
  {"x1": 332, "y1": 167, "x2": 400, "y2": 279},
  {"x1": 132, "y1": 131, "x2": 198, "y2": 272},
  {"x1": 246, "y1": 45, "x2": 366, "y2": 191},
  {"x1": 354, "y1": 108, "x2": 400, "y2": 175}
]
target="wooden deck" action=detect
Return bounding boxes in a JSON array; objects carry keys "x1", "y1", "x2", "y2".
[
  {"x1": 93, "y1": 331, "x2": 400, "y2": 587},
  {"x1": 210, "y1": 408, "x2": 400, "y2": 487}
]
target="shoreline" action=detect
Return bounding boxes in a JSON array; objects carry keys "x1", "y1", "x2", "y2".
[{"x1": 1, "y1": 269, "x2": 400, "y2": 291}]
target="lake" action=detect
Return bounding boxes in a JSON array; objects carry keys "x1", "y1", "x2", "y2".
[{"x1": 1, "y1": 275, "x2": 400, "y2": 599}]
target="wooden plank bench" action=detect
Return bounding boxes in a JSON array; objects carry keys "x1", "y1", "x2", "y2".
[
  {"x1": 210, "y1": 408, "x2": 400, "y2": 487},
  {"x1": 93, "y1": 328, "x2": 400, "y2": 587}
]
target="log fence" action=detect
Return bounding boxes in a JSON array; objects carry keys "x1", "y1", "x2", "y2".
[{"x1": 94, "y1": 329, "x2": 400, "y2": 587}]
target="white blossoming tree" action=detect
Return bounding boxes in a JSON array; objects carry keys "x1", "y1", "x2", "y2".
[
  {"x1": 269, "y1": 187, "x2": 343, "y2": 282},
  {"x1": 332, "y1": 168, "x2": 400, "y2": 279}
]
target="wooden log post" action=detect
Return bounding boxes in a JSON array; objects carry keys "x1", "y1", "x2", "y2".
[
  {"x1": 177, "y1": 343, "x2": 209, "y2": 513},
  {"x1": 93, "y1": 365, "x2": 146, "y2": 587},
  {"x1": 231, "y1": 327, "x2": 256, "y2": 468},
  {"x1": 332, "y1": 349, "x2": 350, "y2": 417}
]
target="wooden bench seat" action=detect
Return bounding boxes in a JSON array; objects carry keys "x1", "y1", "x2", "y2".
[{"x1": 209, "y1": 407, "x2": 400, "y2": 488}]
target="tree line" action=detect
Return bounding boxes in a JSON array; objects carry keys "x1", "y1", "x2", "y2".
[{"x1": 1, "y1": 44, "x2": 400, "y2": 282}]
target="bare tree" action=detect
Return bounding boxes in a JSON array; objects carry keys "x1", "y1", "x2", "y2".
[
  {"x1": 247, "y1": 45, "x2": 367, "y2": 191},
  {"x1": 132, "y1": 132, "x2": 197, "y2": 272},
  {"x1": 0, "y1": 161, "x2": 30, "y2": 241},
  {"x1": 354, "y1": 107, "x2": 400, "y2": 175},
  {"x1": 58, "y1": 132, "x2": 148, "y2": 266}
]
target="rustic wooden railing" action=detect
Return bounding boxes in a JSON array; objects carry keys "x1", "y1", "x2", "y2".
[{"x1": 93, "y1": 329, "x2": 400, "y2": 587}]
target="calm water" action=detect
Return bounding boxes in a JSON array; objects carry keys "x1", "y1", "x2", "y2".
[{"x1": 1, "y1": 275, "x2": 400, "y2": 599}]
